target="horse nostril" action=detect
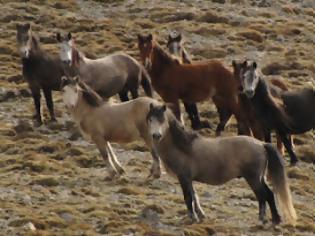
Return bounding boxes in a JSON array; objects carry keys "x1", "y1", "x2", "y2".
[{"x1": 152, "y1": 133, "x2": 161, "y2": 140}]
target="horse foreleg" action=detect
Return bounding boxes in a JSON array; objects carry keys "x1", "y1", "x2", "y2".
[
  {"x1": 279, "y1": 132, "x2": 298, "y2": 165},
  {"x1": 184, "y1": 102, "x2": 210, "y2": 130},
  {"x1": 178, "y1": 176, "x2": 199, "y2": 223},
  {"x1": 43, "y1": 88, "x2": 56, "y2": 122},
  {"x1": 215, "y1": 107, "x2": 232, "y2": 136},
  {"x1": 193, "y1": 192, "x2": 205, "y2": 220},
  {"x1": 275, "y1": 131, "x2": 285, "y2": 156},
  {"x1": 169, "y1": 100, "x2": 182, "y2": 123},
  {"x1": 94, "y1": 139, "x2": 118, "y2": 179},
  {"x1": 119, "y1": 90, "x2": 129, "y2": 102},
  {"x1": 148, "y1": 147, "x2": 161, "y2": 179},
  {"x1": 106, "y1": 142, "x2": 125, "y2": 175},
  {"x1": 30, "y1": 86, "x2": 42, "y2": 126}
]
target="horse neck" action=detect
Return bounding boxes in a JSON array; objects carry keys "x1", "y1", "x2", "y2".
[
  {"x1": 151, "y1": 44, "x2": 174, "y2": 76},
  {"x1": 70, "y1": 92, "x2": 94, "y2": 122}
]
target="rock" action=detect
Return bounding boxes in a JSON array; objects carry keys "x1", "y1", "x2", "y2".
[
  {"x1": 13, "y1": 120, "x2": 33, "y2": 134},
  {"x1": 288, "y1": 168, "x2": 310, "y2": 180},
  {"x1": 237, "y1": 30, "x2": 264, "y2": 43},
  {"x1": 197, "y1": 11, "x2": 228, "y2": 24},
  {"x1": 23, "y1": 222, "x2": 36, "y2": 231},
  {"x1": 32, "y1": 177, "x2": 59, "y2": 187},
  {"x1": 7, "y1": 74, "x2": 24, "y2": 84},
  {"x1": 212, "y1": 0, "x2": 226, "y2": 3},
  {"x1": 0, "y1": 88, "x2": 18, "y2": 102}
]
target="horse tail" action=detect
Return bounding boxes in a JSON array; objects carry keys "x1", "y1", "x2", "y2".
[
  {"x1": 140, "y1": 67, "x2": 153, "y2": 97},
  {"x1": 264, "y1": 143, "x2": 297, "y2": 225}
]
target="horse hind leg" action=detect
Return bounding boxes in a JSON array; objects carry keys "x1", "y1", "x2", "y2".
[
  {"x1": 106, "y1": 142, "x2": 125, "y2": 175},
  {"x1": 262, "y1": 181, "x2": 281, "y2": 224},
  {"x1": 95, "y1": 139, "x2": 118, "y2": 179},
  {"x1": 279, "y1": 132, "x2": 298, "y2": 165},
  {"x1": 246, "y1": 176, "x2": 268, "y2": 224}
]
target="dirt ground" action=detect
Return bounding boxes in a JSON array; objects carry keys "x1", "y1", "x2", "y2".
[{"x1": 0, "y1": 0, "x2": 314, "y2": 235}]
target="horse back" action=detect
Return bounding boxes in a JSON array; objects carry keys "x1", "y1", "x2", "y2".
[
  {"x1": 23, "y1": 54, "x2": 66, "y2": 91},
  {"x1": 282, "y1": 88, "x2": 315, "y2": 130}
]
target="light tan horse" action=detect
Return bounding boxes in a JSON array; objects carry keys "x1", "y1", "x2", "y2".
[
  {"x1": 61, "y1": 76, "x2": 162, "y2": 179},
  {"x1": 147, "y1": 103, "x2": 297, "y2": 225}
]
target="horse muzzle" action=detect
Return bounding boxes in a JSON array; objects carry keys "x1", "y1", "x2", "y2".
[
  {"x1": 144, "y1": 59, "x2": 152, "y2": 71},
  {"x1": 244, "y1": 89, "x2": 255, "y2": 98},
  {"x1": 152, "y1": 133, "x2": 162, "y2": 141}
]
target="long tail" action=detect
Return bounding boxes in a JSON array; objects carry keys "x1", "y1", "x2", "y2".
[
  {"x1": 264, "y1": 143, "x2": 297, "y2": 225},
  {"x1": 140, "y1": 67, "x2": 153, "y2": 97}
]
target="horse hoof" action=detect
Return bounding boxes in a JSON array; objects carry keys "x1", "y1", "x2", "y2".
[
  {"x1": 118, "y1": 167, "x2": 126, "y2": 175},
  {"x1": 33, "y1": 120, "x2": 43, "y2": 127},
  {"x1": 50, "y1": 117, "x2": 57, "y2": 123},
  {"x1": 272, "y1": 216, "x2": 281, "y2": 225},
  {"x1": 290, "y1": 160, "x2": 299, "y2": 167}
]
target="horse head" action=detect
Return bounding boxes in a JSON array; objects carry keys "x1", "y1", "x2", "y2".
[
  {"x1": 238, "y1": 60, "x2": 260, "y2": 98},
  {"x1": 167, "y1": 31, "x2": 183, "y2": 58},
  {"x1": 16, "y1": 23, "x2": 39, "y2": 58},
  {"x1": 56, "y1": 32, "x2": 77, "y2": 66},
  {"x1": 138, "y1": 33, "x2": 154, "y2": 70}
]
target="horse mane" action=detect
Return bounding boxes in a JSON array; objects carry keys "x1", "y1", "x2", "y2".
[
  {"x1": 257, "y1": 78, "x2": 294, "y2": 130},
  {"x1": 167, "y1": 112, "x2": 199, "y2": 155},
  {"x1": 78, "y1": 81, "x2": 103, "y2": 107},
  {"x1": 154, "y1": 43, "x2": 181, "y2": 65}
]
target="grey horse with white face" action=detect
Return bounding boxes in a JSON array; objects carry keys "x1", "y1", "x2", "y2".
[
  {"x1": 147, "y1": 103, "x2": 297, "y2": 225},
  {"x1": 56, "y1": 32, "x2": 153, "y2": 101}
]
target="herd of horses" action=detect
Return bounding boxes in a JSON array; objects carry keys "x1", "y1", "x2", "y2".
[{"x1": 15, "y1": 22, "x2": 315, "y2": 226}]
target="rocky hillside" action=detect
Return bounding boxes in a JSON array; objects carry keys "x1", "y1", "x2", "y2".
[{"x1": 0, "y1": 0, "x2": 314, "y2": 235}]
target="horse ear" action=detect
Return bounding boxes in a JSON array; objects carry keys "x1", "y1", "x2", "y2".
[
  {"x1": 67, "y1": 32, "x2": 72, "y2": 40},
  {"x1": 137, "y1": 34, "x2": 143, "y2": 43},
  {"x1": 176, "y1": 33, "x2": 182, "y2": 42},
  {"x1": 242, "y1": 60, "x2": 248, "y2": 68},
  {"x1": 161, "y1": 105, "x2": 166, "y2": 112},
  {"x1": 56, "y1": 32, "x2": 61, "y2": 42},
  {"x1": 232, "y1": 60, "x2": 236, "y2": 68},
  {"x1": 25, "y1": 23, "x2": 31, "y2": 30},
  {"x1": 148, "y1": 34, "x2": 153, "y2": 41},
  {"x1": 149, "y1": 103, "x2": 154, "y2": 110},
  {"x1": 252, "y1": 61, "x2": 257, "y2": 69}
]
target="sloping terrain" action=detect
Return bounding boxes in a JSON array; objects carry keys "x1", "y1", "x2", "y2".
[{"x1": 0, "y1": 0, "x2": 314, "y2": 235}]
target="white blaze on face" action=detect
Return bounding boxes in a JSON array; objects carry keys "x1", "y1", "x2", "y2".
[
  {"x1": 59, "y1": 41, "x2": 72, "y2": 62},
  {"x1": 62, "y1": 85, "x2": 79, "y2": 109},
  {"x1": 171, "y1": 42, "x2": 180, "y2": 57},
  {"x1": 19, "y1": 44, "x2": 30, "y2": 58}
]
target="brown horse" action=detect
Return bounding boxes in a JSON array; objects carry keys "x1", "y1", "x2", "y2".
[
  {"x1": 147, "y1": 103, "x2": 296, "y2": 225},
  {"x1": 239, "y1": 60, "x2": 315, "y2": 165},
  {"x1": 16, "y1": 23, "x2": 71, "y2": 126},
  {"x1": 138, "y1": 34, "x2": 249, "y2": 136},
  {"x1": 166, "y1": 31, "x2": 210, "y2": 130},
  {"x1": 57, "y1": 32, "x2": 153, "y2": 101},
  {"x1": 232, "y1": 60, "x2": 294, "y2": 155}
]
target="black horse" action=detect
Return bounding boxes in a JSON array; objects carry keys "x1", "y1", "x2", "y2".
[
  {"x1": 239, "y1": 60, "x2": 315, "y2": 165},
  {"x1": 16, "y1": 23, "x2": 71, "y2": 126}
]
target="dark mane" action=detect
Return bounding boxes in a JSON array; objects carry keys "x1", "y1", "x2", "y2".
[
  {"x1": 254, "y1": 78, "x2": 294, "y2": 131},
  {"x1": 154, "y1": 43, "x2": 180, "y2": 65},
  {"x1": 167, "y1": 112, "x2": 199, "y2": 155},
  {"x1": 78, "y1": 81, "x2": 103, "y2": 107}
]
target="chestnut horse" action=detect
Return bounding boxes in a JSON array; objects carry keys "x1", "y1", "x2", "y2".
[
  {"x1": 166, "y1": 31, "x2": 210, "y2": 130},
  {"x1": 138, "y1": 34, "x2": 249, "y2": 136},
  {"x1": 232, "y1": 60, "x2": 294, "y2": 155}
]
